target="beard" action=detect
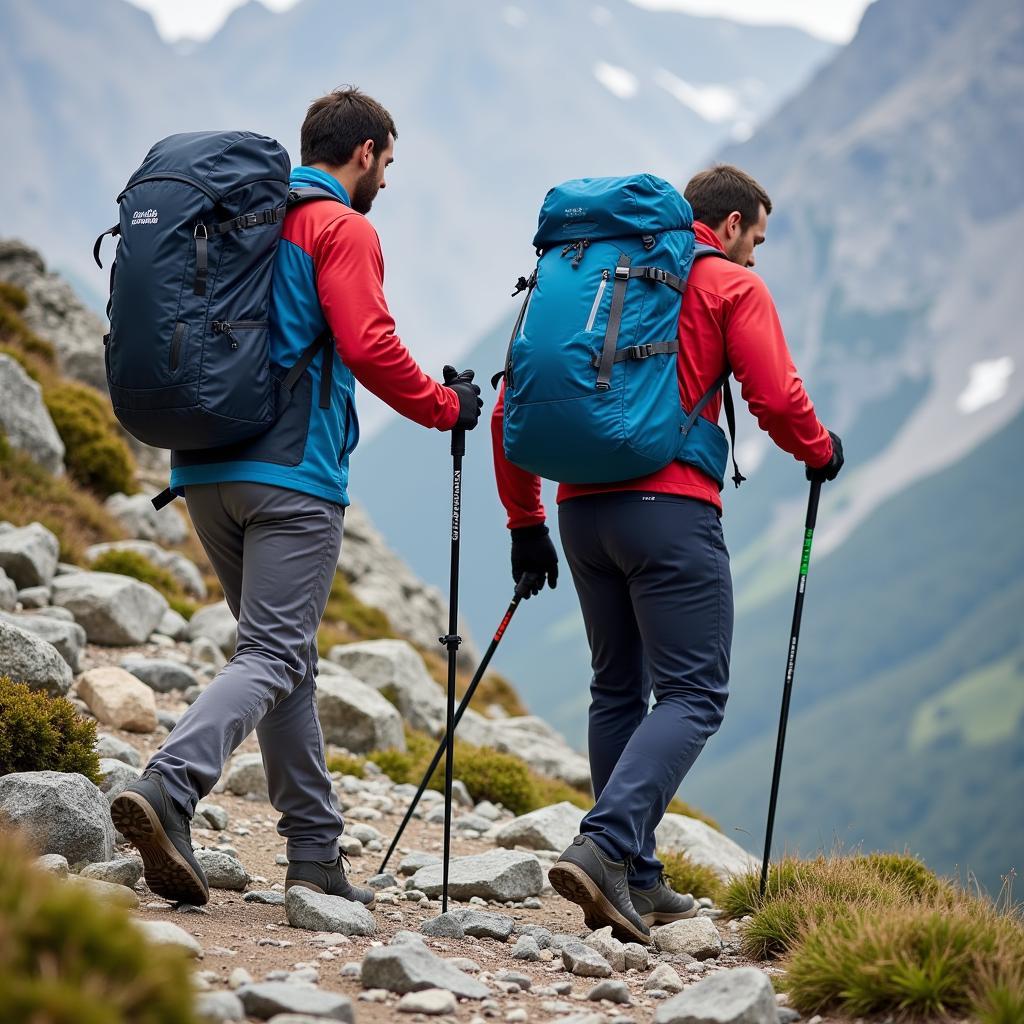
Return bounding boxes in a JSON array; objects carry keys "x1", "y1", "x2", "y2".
[{"x1": 351, "y1": 162, "x2": 380, "y2": 214}]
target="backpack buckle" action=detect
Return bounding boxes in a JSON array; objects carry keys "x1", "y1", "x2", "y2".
[
  {"x1": 647, "y1": 267, "x2": 667, "y2": 283},
  {"x1": 241, "y1": 212, "x2": 260, "y2": 228},
  {"x1": 614, "y1": 265, "x2": 630, "y2": 281},
  {"x1": 628, "y1": 343, "x2": 655, "y2": 360}
]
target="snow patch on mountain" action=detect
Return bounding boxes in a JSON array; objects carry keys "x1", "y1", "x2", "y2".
[
  {"x1": 594, "y1": 62, "x2": 639, "y2": 100},
  {"x1": 957, "y1": 357, "x2": 1014, "y2": 414},
  {"x1": 654, "y1": 68, "x2": 744, "y2": 123}
]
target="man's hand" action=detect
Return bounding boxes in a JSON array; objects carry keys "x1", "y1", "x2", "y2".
[
  {"x1": 511, "y1": 524, "x2": 559, "y2": 598},
  {"x1": 443, "y1": 365, "x2": 483, "y2": 430},
  {"x1": 806, "y1": 430, "x2": 844, "y2": 483}
]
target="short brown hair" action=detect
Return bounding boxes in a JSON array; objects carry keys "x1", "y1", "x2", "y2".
[
  {"x1": 684, "y1": 164, "x2": 772, "y2": 230},
  {"x1": 300, "y1": 87, "x2": 397, "y2": 167}
]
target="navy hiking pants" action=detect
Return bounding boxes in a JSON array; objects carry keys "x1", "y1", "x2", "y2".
[{"x1": 558, "y1": 492, "x2": 733, "y2": 889}]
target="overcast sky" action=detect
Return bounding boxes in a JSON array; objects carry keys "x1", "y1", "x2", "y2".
[{"x1": 127, "y1": 0, "x2": 875, "y2": 45}]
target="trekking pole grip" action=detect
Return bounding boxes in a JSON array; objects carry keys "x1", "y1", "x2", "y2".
[{"x1": 451, "y1": 427, "x2": 466, "y2": 458}]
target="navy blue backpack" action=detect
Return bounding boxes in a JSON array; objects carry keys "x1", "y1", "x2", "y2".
[
  {"x1": 498, "y1": 174, "x2": 743, "y2": 488},
  {"x1": 94, "y1": 131, "x2": 338, "y2": 457}
]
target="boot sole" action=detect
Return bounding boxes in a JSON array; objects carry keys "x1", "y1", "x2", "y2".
[
  {"x1": 640, "y1": 904, "x2": 700, "y2": 926},
  {"x1": 548, "y1": 862, "x2": 651, "y2": 945},
  {"x1": 111, "y1": 791, "x2": 209, "y2": 906}
]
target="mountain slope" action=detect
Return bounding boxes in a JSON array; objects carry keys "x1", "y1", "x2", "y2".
[{"x1": 0, "y1": 0, "x2": 831, "y2": 422}]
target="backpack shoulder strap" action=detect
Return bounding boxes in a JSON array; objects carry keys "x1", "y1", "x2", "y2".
[{"x1": 287, "y1": 186, "x2": 344, "y2": 205}]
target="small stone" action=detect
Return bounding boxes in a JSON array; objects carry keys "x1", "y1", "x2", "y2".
[
  {"x1": 584, "y1": 926, "x2": 627, "y2": 972},
  {"x1": 228, "y1": 967, "x2": 253, "y2": 989},
  {"x1": 410, "y1": 849, "x2": 543, "y2": 902},
  {"x1": 589, "y1": 979, "x2": 632, "y2": 1004},
  {"x1": 653, "y1": 916, "x2": 724, "y2": 960},
  {"x1": 505, "y1": 1010, "x2": 528, "y2": 1023},
  {"x1": 397, "y1": 988, "x2": 458, "y2": 1015},
  {"x1": 495, "y1": 970, "x2": 532, "y2": 991},
  {"x1": 195, "y1": 849, "x2": 249, "y2": 891},
  {"x1": 452, "y1": 907, "x2": 516, "y2": 941},
  {"x1": 194, "y1": 991, "x2": 245, "y2": 1022},
  {"x1": 195, "y1": 801, "x2": 229, "y2": 830},
  {"x1": 360, "y1": 941, "x2": 490, "y2": 999},
  {"x1": 236, "y1": 982, "x2": 354, "y2": 1021},
  {"x1": 367, "y1": 872, "x2": 397, "y2": 889},
  {"x1": 511, "y1": 935, "x2": 541, "y2": 961},
  {"x1": 80, "y1": 856, "x2": 143, "y2": 888},
  {"x1": 284, "y1": 886, "x2": 376, "y2": 936},
  {"x1": 420, "y1": 912, "x2": 465, "y2": 938},
  {"x1": 653, "y1": 967, "x2": 776, "y2": 1024},
  {"x1": 563, "y1": 940, "x2": 613, "y2": 978},
  {"x1": 448, "y1": 957, "x2": 481, "y2": 973},
  {"x1": 347, "y1": 822, "x2": 382, "y2": 844},
  {"x1": 223, "y1": 752, "x2": 268, "y2": 798},
  {"x1": 244, "y1": 890, "x2": 286, "y2": 906},
  {"x1": 523, "y1": 896, "x2": 543, "y2": 909},
  {"x1": 623, "y1": 942, "x2": 650, "y2": 971},
  {"x1": 137, "y1": 920, "x2": 204, "y2": 958},
  {"x1": 777, "y1": 1009, "x2": 802, "y2": 1024},
  {"x1": 646, "y1": 963, "x2": 684, "y2": 993},
  {"x1": 94, "y1": 733, "x2": 142, "y2": 767},
  {"x1": 338, "y1": 834, "x2": 363, "y2": 857},
  {"x1": 77, "y1": 666, "x2": 158, "y2": 733},
  {"x1": 120, "y1": 655, "x2": 197, "y2": 693}
]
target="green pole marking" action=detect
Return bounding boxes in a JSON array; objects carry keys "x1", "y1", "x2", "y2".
[{"x1": 799, "y1": 527, "x2": 814, "y2": 576}]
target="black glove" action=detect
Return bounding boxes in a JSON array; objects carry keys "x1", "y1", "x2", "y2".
[
  {"x1": 806, "y1": 430, "x2": 844, "y2": 483},
  {"x1": 443, "y1": 365, "x2": 483, "y2": 431},
  {"x1": 510, "y1": 524, "x2": 559, "y2": 598}
]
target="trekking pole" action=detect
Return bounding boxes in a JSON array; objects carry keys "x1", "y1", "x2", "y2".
[
  {"x1": 379, "y1": 573, "x2": 537, "y2": 875},
  {"x1": 759, "y1": 479, "x2": 822, "y2": 899},
  {"x1": 439, "y1": 428, "x2": 466, "y2": 914}
]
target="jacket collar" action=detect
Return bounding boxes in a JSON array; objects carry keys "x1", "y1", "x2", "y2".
[
  {"x1": 290, "y1": 165, "x2": 351, "y2": 207},
  {"x1": 694, "y1": 221, "x2": 726, "y2": 251}
]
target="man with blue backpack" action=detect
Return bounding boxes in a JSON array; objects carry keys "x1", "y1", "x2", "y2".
[
  {"x1": 492, "y1": 165, "x2": 843, "y2": 943},
  {"x1": 105, "y1": 88, "x2": 482, "y2": 907}
]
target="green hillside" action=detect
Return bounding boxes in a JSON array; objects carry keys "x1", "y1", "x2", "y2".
[{"x1": 685, "y1": 409, "x2": 1024, "y2": 894}]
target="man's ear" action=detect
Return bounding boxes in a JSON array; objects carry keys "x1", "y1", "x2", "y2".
[
  {"x1": 724, "y1": 210, "x2": 743, "y2": 240},
  {"x1": 358, "y1": 138, "x2": 375, "y2": 170}
]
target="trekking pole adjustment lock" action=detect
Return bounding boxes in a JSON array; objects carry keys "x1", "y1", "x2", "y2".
[{"x1": 439, "y1": 633, "x2": 462, "y2": 650}]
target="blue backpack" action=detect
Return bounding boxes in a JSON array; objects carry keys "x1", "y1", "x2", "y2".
[
  {"x1": 93, "y1": 131, "x2": 339, "y2": 455},
  {"x1": 497, "y1": 174, "x2": 743, "y2": 488}
]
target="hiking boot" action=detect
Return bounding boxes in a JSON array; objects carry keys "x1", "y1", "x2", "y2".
[
  {"x1": 285, "y1": 853, "x2": 375, "y2": 905},
  {"x1": 629, "y1": 874, "x2": 698, "y2": 926},
  {"x1": 110, "y1": 768, "x2": 209, "y2": 906},
  {"x1": 548, "y1": 835, "x2": 651, "y2": 945}
]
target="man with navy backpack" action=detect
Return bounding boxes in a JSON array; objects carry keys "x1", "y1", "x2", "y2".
[
  {"x1": 492, "y1": 165, "x2": 843, "y2": 943},
  {"x1": 112, "y1": 88, "x2": 482, "y2": 907}
]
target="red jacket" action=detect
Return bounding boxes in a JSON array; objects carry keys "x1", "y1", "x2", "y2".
[{"x1": 491, "y1": 221, "x2": 832, "y2": 527}]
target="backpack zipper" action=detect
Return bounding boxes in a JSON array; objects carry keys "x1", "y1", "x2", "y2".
[
  {"x1": 212, "y1": 319, "x2": 267, "y2": 351},
  {"x1": 585, "y1": 270, "x2": 610, "y2": 332},
  {"x1": 120, "y1": 172, "x2": 219, "y2": 203}
]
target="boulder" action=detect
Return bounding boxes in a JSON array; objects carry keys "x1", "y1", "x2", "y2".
[
  {"x1": 157, "y1": 607, "x2": 190, "y2": 641},
  {"x1": 0, "y1": 770, "x2": 115, "y2": 864},
  {"x1": 236, "y1": 982, "x2": 354, "y2": 1022},
  {"x1": 360, "y1": 941, "x2": 490, "y2": 999},
  {"x1": 0, "y1": 521, "x2": 60, "y2": 589},
  {"x1": 17, "y1": 585, "x2": 51, "y2": 608},
  {"x1": 0, "y1": 611, "x2": 86, "y2": 672},
  {"x1": 188, "y1": 600, "x2": 237, "y2": 657},
  {"x1": 653, "y1": 916, "x2": 723, "y2": 960},
  {"x1": 315, "y1": 667, "x2": 405, "y2": 754},
  {"x1": 493, "y1": 801, "x2": 584, "y2": 853},
  {"x1": 85, "y1": 540, "x2": 206, "y2": 599},
  {"x1": 50, "y1": 572, "x2": 168, "y2": 645},
  {"x1": 653, "y1": 967, "x2": 777, "y2": 1024},
  {"x1": 409, "y1": 849, "x2": 544, "y2": 901},
  {"x1": 77, "y1": 666, "x2": 158, "y2": 732},
  {"x1": 66, "y1": 874, "x2": 139, "y2": 907},
  {"x1": 104, "y1": 492, "x2": 188, "y2": 545},
  {"x1": 326, "y1": 639, "x2": 444, "y2": 734},
  {"x1": 655, "y1": 814, "x2": 759, "y2": 881},
  {"x1": 489, "y1": 716, "x2": 592, "y2": 789},
  {"x1": 0, "y1": 354, "x2": 65, "y2": 473},
  {"x1": 223, "y1": 752, "x2": 268, "y2": 798},
  {"x1": 0, "y1": 619, "x2": 73, "y2": 695},
  {"x1": 120, "y1": 655, "x2": 197, "y2": 693},
  {"x1": 284, "y1": 886, "x2": 376, "y2": 935}
]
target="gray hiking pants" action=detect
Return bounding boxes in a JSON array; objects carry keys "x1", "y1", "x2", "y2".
[{"x1": 146, "y1": 481, "x2": 345, "y2": 862}]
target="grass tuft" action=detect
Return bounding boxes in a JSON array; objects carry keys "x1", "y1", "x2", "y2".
[{"x1": 659, "y1": 849, "x2": 725, "y2": 902}]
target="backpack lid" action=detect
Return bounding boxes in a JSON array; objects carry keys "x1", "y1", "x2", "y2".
[
  {"x1": 121, "y1": 131, "x2": 291, "y2": 202},
  {"x1": 533, "y1": 173, "x2": 692, "y2": 250}
]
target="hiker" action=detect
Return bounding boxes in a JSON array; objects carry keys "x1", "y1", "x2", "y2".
[
  {"x1": 111, "y1": 88, "x2": 483, "y2": 907},
  {"x1": 492, "y1": 165, "x2": 843, "y2": 943}
]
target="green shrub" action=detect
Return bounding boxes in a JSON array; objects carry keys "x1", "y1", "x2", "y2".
[
  {"x1": 665, "y1": 796, "x2": 721, "y2": 832},
  {"x1": 325, "y1": 752, "x2": 366, "y2": 779},
  {"x1": 89, "y1": 549, "x2": 196, "y2": 620},
  {"x1": 973, "y1": 957, "x2": 1024, "y2": 1024},
  {"x1": 0, "y1": 430, "x2": 125, "y2": 562},
  {"x1": 44, "y1": 382, "x2": 136, "y2": 497},
  {"x1": 851, "y1": 849, "x2": 942, "y2": 897},
  {"x1": 0, "y1": 676, "x2": 101, "y2": 783},
  {"x1": 659, "y1": 850, "x2": 725, "y2": 902},
  {"x1": 784, "y1": 899, "x2": 1024, "y2": 1020},
  {"x1": 0, "y1": 830, "x2": 199, "y2": 1024},
  {"x1": 0, "y1": 281, "x2": 29, "y2": 312}
]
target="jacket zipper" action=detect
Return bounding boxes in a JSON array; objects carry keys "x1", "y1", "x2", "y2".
[
  {"x1": 212, "y1": 319, "x2": 267, "y2": 351},
  {"x1": 585, "y1": 270, "x2": 610, "y2": 332},
  {"x1": 169, "y1": 322, "x2": 186, "y2": 371}
]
